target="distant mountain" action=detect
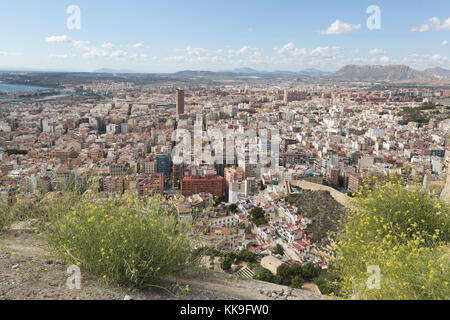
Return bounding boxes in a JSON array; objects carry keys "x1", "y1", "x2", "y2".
[
  {"x1": 93, "y1": 68, "x2": 135, "y2": 74},
  {"x1": 425, "y1": 67, "x2": 450, "y2": 79},
  {"x1": 332, "y1": 64, "x2": 439, "y2": 82},
  {"x1": 300, "y1": 68, "x2": 330, "y2": 75},
  {"x1": 223, "y1": 67, "x2": 330, "y2": 76},
  {"x1": 230, "y1": 67, "x2": 259, "y2": 73}
]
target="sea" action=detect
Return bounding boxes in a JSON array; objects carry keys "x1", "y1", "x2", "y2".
[{"x1": 0, "y1": 83, "x2": 49, "y2": 92}]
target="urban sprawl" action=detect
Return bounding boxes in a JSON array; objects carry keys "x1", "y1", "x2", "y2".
[{"x1": 0, "y1": 81, "x2": 449, "y2": 279}]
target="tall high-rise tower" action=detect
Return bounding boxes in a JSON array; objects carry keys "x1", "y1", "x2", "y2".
[{"x1": 176, "y1": 89, "x2": 185, "y2": 115}]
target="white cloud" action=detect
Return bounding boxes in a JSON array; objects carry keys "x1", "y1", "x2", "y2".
[
  {"x1": 132, "y1": 43, "x2": 145, "y2": 48},
  {"x1": 369, "y1": 49, "x2": 387, "y2": 55},
  {"x1": 442, "y1": 40, "x2": 448, "y2": 46},
  {"x1": 45, "y1": 35, "x2": 72, "y2": 43},
  {"x1": 274, "y1": 42, "x2": 307, "y2": 56},
  {"x1": 274, "y1": 43, "x2": 340, "y2": 59},
  {"x1": 379, "y1": 56, "x2": 390, "y2": 64},
  {"x1": 310, "y1": 46, "x2": 341, "y2": 57},
  {"x1": 82, "y1": 48, "x2": 109, "y2": 58},
  {"x1": 163, "y1": 56, "x2": 186, "y2": 62},
  {"x1": 186, "y1": 47, "x2": 211, "y2": 57},
  {"x1": 320, "y1": 20, "x2": 361, "y2": 35},
  {"x1": 431, "y1": 54, "x2": 442, "y2": 62},
  {"x1": 229, "y1": 45, "x2": 250, "y2": 55},
  {"x1": 102, "y1": 42, "x2": 114, "y2": 49},
  {"x1": 402, "y1": 53, "x2": 449, "y2": 68},
  {"x1": 49, "y1": 54, "x2": 73, "y2": 59},
  {"x1": 411, "y1": 17, "x2": 450, "y2": 32},
  {"x1": 72, "y1": 40, "x2": 90, "y2": 50},
  {"x1": 110, "y1": 50, "x2": 128, "y2": 58}
]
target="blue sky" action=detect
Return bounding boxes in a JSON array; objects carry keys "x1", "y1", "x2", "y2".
[{"x1": 0, "y1": 0, "x2": 449, "y2": 72}]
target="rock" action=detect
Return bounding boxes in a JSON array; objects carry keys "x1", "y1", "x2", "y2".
[
  {"x1": 11, "y1": 264, "x2": 20, "y2": 269},
  {"x1": 266, "y1": 293, "x2": 272, "y2": 298},
  {"x1": 124, "y1": 295, "x2": 132, "y2": 300}
]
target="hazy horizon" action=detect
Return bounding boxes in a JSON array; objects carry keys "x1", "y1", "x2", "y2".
[{"x1": 1, "y1": 1, "x2": 449, "y2": 73}]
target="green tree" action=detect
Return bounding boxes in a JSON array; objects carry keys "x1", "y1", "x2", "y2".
[
  {"x1": 250, "y1": 207, "x2": 265, "y2": 221},
  {"x1": 237, "y1": 249, "x2": 256, "y2": 263},
  {"x1": 291, "y1": 275, "x2": 304, "y2": 289},
  {"x1": 229, "y1": 203, "x2": 238, "y2": 213},
  {"x1": 276, "y1": 263, "x2": 294, "y2": 285},
  {"x1": 249, "y1": 207, "x2": 268, "y2": 227},
  {"x1": 274, "y1": 244, "x2": 284, "y2": 256},
  {"x1": 253, "y1": 267, "x2": 275, "y2": 282},
  {"x1": 277, "y1": 263, "x2": 305, "y2": 286},
  {"x1": 302, "y1": 262, "x2": 321, "y2": 280},
  {"x1": 220, "y1": 256, "x2": 233, "y2": 271}
]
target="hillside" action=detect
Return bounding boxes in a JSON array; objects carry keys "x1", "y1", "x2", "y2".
[
  {"x1": 332, "y1": 64, "x2": 438, "y2": 82},
  {"x1": 425, "y1": 67, "x2": 450, "y2": 79},
  {"x1": 287, "y1": 188, "x2": 349, "y2": 244},
  {"x1": 0, "y1": 229, "x2": 323, "y2": 300}
]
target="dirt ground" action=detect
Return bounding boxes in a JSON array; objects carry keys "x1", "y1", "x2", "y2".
[{"x1": 0, "y1": 230, "x2": 325, "y2": 300}]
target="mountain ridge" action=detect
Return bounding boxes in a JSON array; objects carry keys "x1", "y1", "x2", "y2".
[{"x1": 331, "y1": 64, "x2": 440, "y2": 82}]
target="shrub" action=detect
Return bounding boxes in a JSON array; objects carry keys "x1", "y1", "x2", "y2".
[
  {"x1": 277, "y1": 263, "x2": 303, "y2": 286},
  {"x1": 274, "y1": 244, "x2": 284, "y2": 256},
  {"x1": 46, "y1": 192, "x2": 198, "y2": 289},
  {"x1": 313, "y1": 268, "x2": 341, "y2": 296},
  {"x1": 0, "y1": 200, "x2": 12, "y2": 232},
  {"x1": 220, "y1": 256, "x2": 233, "y2": 271},
  {"x1": 302, "y1": 262, "x2": 321, "y2": 281},
  {"x1": 291, "y1": 275, "x2": 304, "y2": 289},
  {"x1": 249, "y1": 207, "x2": 267, "y2": 226},
  {"x1": 329, "y1": 178, "x2": 450, "y2": 299},
  {"x1": 253, "y1": 266, "x2": 276, "y2": 283},
  {"x1": 237, "y1": 249, "x2": 256, "y2": 263}
]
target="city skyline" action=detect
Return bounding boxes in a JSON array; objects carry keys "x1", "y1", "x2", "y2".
[{"x1": 0, "y1": 0, "x2": 449, "y2": 73}]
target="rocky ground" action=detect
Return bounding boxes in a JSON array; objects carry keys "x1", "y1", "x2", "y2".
[{"x1": 0, "y1": 230, "x2": 325, "y2": 300}]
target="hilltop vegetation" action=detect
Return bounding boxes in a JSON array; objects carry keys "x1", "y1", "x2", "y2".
[
  {"x1": 0, "y1": 185, "x2": 199, "y2": 290},
  {"x1": 399, "y1": 102, "x2": 450, "y2": 126},
  {"x1": 327, "y1": 178, "x2": 450, "y2": 300},
  {"x1": 287, "y1": 190, "x2": 348, "y2": 243}
]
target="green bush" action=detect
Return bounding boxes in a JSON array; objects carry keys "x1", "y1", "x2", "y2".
[
  {"x1": 249, "y1": 207, "x2": 268, "y2": 226},
  {"x1": 329, "y1": 178, "x2": 450, "y2": 299},
  {"x1": 274, "y1": 244, "x2": 285, "y2": 256},
  {"x1": 277, "y1": 263, "x2": 304, "y2": 286},
  {"x1": 302, "y1": 262, "x2": 321, "y2": 281},
  {"x1": 46, "y1": 192, "x2": 198, "y2": 289},
  {"x1": 220, "y1": 256, "x2": 233, "y2": 271},
  {"x1": 253, "y1": 266, "x2": 276, "y2": 283},
  {"x1": 291, "y1": 275, "x2": 304, "y2": 289},
  {"x1": 0, "y1": 200, "x2": 12, "y2": 232},
  {"x1": 313, "y1": 270, "x2": 341, "y2": 296},
  {"x1": 237, "y1": 249, "x2": 256, "y2": 263}
]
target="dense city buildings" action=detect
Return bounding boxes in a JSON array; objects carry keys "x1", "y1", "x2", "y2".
[
  {"x1": 181, "y1": 174, "x2": 226, "y2": 198},
  {"x1": 0, "y1": 74, "x2": 449, "y2": 279}
]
